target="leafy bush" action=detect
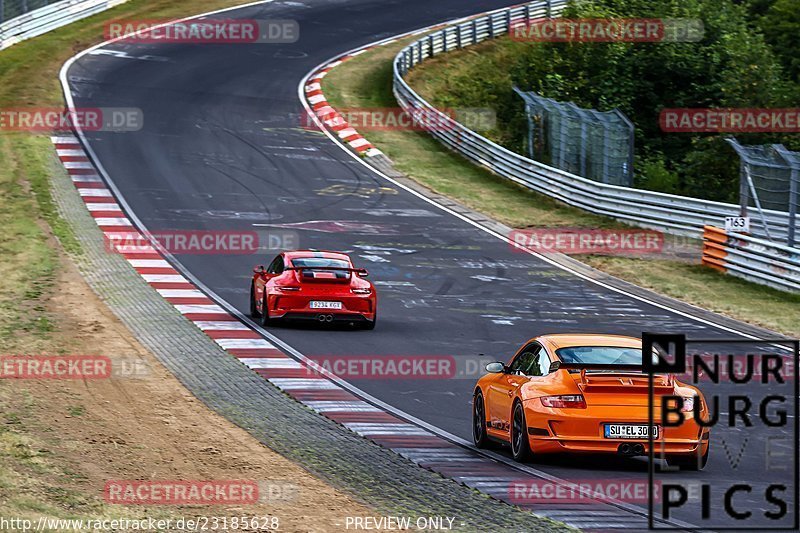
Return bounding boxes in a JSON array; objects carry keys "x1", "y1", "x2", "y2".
[{"x1": 412, "y1": 0, "x2": 800, "y2": 202}]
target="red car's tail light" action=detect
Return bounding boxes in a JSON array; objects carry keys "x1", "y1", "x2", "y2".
[
  {"x1": 352, "y1": 287, "x2": 372, "y2": 294},
  {"x1": 277, "y1": 286, "x2": 300, "y2": 291},
  {"x1": 540, "y1": 395, "x2": 587, "y2": 409}
]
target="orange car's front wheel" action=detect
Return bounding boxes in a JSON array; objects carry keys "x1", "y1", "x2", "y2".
[{"x1": 511, "y1": 402, "x2": 533, "y2": 462}]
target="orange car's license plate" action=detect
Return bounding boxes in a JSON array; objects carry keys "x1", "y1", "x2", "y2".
[{"x1": 604, "y1": 424, "x2": 658, "y2": 439}]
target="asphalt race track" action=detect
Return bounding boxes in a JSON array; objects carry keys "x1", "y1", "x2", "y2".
[{"x1": 64, "y1": 0, "x2": 797, "y2": 528}]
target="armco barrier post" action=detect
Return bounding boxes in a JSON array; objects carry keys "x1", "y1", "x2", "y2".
[
  {"x1": 774, "y1": 144, "x2": 799, "y2": 247},
  {"x1": 790, "y1": 167, "x2": 798, "y2": 247}
]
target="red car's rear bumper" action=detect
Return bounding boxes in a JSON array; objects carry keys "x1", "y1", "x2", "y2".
[{"x1": 269, "y1": 293, "x2": 376, "y2": 321}]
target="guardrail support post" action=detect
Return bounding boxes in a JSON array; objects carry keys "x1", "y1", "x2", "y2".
[
  {"x1": 738, "y1": 160, "x2": 749, "y2": 218},
  {"x1": 456, "y1": 25, "x2": 461, "y2": 49},
  {"x1": 789, "y1": 167, "x2": 798, "y2": 247},
  {"x1": 442, "y1": 29, "x2": 447, "y2": 53},
  {"x1": 488, "y1": 14, "x2": 495, "y2": 39},
  {"x1": 546, "y1": 0, "x2": 552, "y2": 19},
  {"x1": 472, "y1": 20, "x2": 477, "y2": 44}
]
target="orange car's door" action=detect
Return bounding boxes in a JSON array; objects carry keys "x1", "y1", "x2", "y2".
[{"x1": 485, "y1": 346, "x2": 540, "y2": 438}]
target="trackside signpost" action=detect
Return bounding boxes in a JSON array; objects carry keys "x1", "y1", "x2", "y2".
[{"x1": 643, "y1": 333, "x2": 799, "y2": 530}]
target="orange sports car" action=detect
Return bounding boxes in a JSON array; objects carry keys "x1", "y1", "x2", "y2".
[{"x1": 473, "y1": 334, "x2": 710, "y2": 470}]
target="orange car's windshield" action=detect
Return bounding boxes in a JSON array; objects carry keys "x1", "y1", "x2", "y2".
[{"x1": 555, "y1": 346, "x2": 644, "y2": 366}]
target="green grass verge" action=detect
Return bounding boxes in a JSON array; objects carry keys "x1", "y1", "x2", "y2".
[
  {"x1": 0, "y1": 0, "x2": 252, "y2": 522},
  {"x1": 322, "y1": 41, "x2": 616, "y2": 230},
  {"x1": 322, "y1": 38, "x2": 800, "y2": 338}
]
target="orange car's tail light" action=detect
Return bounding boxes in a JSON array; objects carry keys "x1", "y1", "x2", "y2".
[
  {"x1": 540, "y1": 395, "x2": 587, "y2": 409},
  {"x1": 681, "y1": 396, "x2": 695, "y2": 412}
]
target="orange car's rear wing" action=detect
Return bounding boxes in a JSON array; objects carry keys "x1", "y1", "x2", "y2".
[{"x1": 552, "y1": 361, "x2": 674, "y2": 389}]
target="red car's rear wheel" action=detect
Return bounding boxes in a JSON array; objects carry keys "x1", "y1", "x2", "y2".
[
  {"x1": 259, "y1": 295, "x2": 273, "y2": 327},
  {"x1": 362, "y1": 310, "x2": 376, "y2": 330},
  {"x1": 249, "y1": 282, "x2": 261, "y2": 318}
]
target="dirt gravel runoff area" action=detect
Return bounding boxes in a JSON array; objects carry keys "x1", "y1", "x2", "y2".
[{"x1": 1, "y1": 255, "x2": 383, "y2": 531}]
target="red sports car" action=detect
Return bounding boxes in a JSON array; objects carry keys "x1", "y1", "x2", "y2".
[{"x1": 250, "y1": 250, "x2": 376, "y2": 329}]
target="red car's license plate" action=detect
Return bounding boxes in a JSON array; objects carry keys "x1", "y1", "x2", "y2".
[
  {"x1": 310, "y1": 301, "x2": 342, "y2": 310},
  {"x1": 604, "y1": 424, "x2": 658, "y2": 439}
]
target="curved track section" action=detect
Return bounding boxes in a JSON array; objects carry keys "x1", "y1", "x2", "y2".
[{"x1": 61, "y1": 0, "x2": 795, "y2": 530}]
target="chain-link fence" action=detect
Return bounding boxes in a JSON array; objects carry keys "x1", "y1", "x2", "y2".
[
  {"x1": 514, "y1": 87, "x2": 634, "y2": 187},
  {"x1": 0, "y1": 0, "x2": 61, "y2": 23},
  {"x1": 726, "y1": 137, "x2": 799, "y2": 247}
]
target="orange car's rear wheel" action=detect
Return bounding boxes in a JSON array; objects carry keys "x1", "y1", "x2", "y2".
[
  {"x1": 511, "y1": 402, "x2": 532, "y2": 462},
  {"x1": 666, "y1": 442, "x2": 709, "y2": 471},
  {"x1": 472, "y1": 391, "x2": 491, "y2": 448}
]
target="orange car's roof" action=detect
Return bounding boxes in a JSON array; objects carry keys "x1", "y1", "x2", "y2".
[{"x1": 537, "y1": 334, "x2": 641, "y2": 351}]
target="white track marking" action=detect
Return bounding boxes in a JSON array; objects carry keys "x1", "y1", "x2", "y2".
[
  {"x1": 193, "y1": 321, "x2": 251, "y2": 331},
  {"x1": 141, "y1": 274, "x2": 189, "y2": 283},
  {"x1": 215, "y1": 338, "x2": 276, "y2": 350},
  {"x1": 242, "y1": 358, "x2": 301, "y2": 369},
  {"x1": 268, "y1": 378, "x2": 339, "y2": 390}
]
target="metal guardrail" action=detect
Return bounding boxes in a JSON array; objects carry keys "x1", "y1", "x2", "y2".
[
  {"x1": 392, "y1": 0, "x2": 800, "y2": 245},
  {"x1": 702, "y1": 226, "x2": 800, "y2": 293},
  {"x1": 0, "y1": 0, "x2": 127, "y2": 51}
]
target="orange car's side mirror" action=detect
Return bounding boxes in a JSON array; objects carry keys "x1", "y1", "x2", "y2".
[
  {"x1": 485, "y1": 362, "x2": 505, "y2": 373},
  {"x1": 253, "y1": 265, "x2": 266, "y2": 275}
]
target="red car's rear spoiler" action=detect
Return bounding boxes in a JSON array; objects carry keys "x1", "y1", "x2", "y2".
[{"x1": 286, "y1": 266, "x2": 369, "y2": 274}]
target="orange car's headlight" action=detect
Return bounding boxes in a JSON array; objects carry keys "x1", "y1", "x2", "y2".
[{"x1": 540, "y1": 395, "x2": 587, "y2": 409}]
